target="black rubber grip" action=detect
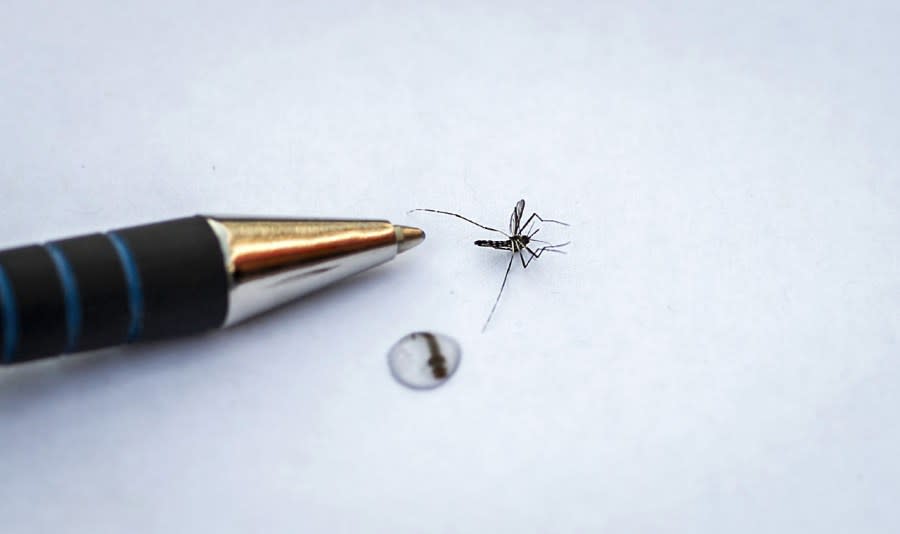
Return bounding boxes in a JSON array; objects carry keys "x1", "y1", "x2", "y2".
[{"x1": 0, "y1": 216, "x2": 229, "y2": 365}]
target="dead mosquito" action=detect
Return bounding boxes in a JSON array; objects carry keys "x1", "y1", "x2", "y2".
[
  {"x1": 415, "y1": 332, "x2": 448, "y2": 379},
  {"x1": 409, "y1": 199, "x2": 570, "y2": 331}
]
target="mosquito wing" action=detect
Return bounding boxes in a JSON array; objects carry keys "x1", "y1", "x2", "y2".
[{"x1": 509, "y1": 199, "x2": 525, "y2": 234}]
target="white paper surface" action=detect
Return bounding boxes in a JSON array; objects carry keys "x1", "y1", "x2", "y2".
[{"x1": 1, "y1": 2, "x2": 898, "y2": 532}]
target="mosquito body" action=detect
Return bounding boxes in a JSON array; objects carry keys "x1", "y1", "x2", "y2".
[
  {"x1": 474, "y1": 239, "x2": 521, "y2": 251},
  {"x1": 410, "y1": 199, "x2": 569, "y2": 331}
]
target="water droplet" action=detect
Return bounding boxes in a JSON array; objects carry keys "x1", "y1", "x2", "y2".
[{"x1": 388, "y1": 332, "x2": 461, "y2": 390}]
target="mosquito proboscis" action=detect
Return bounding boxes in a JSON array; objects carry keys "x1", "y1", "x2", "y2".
[{"x1": 409, "y1": 199, "x2": 570, "y2": 331}]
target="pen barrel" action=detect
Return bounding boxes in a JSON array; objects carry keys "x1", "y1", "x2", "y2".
[{"x1": 0, "y1": 216, "x2": 229, "y2": 365}]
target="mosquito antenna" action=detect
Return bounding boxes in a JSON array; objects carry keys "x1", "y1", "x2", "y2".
[
  {"x1": 409, "y1": 208, "x2": 509, "y2": 237},
  {"x1": 483, "y1": 253, "x2": 515, "y2": 332}
]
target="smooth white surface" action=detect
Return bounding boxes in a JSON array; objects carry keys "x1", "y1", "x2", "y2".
[{"x1": 1, "y1": 2, "x2": 898, "y2": 532}]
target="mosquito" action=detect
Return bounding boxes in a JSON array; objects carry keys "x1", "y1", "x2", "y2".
[
  {"x1": 409, "y1": 199, "x2": 570, "y2": 331},
  {"x1": 413, "y1": 332, "x2": 448, "y2": 379}
]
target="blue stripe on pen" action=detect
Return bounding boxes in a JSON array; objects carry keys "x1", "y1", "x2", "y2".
[
  {"x1": 107, "y1": 232, "x2": 144, "y2": 342},
  {"x1": 45, "y1": 243, "x2": 83, "y2": 353},
  {"x1": 0, "y1": 265, "x2": 18, "y2": 362}
]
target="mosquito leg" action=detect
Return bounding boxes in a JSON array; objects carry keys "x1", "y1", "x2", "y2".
[
  {"x1": 518, "y1": 247, "x2": 528, "y2": 269},
  {"x1": 483, "y1": 253, "x2": 516, "y2": 332},
  {"x1": 523, "y1": 242, "x2": 570, "y2": 268},
  {"x1": 521, "y1": 216, "x2": 544, "y2": 236},
  {"x1": 519, "y1": 218, "x2": 535, "y2": 235},
  {"x1": 409, "y1": 208, "x2": 509, "y2": 237},
  {"x1": 520, "y1": 212, "x2": 570, "y2": 231},
  {"x1": 523, "y1": 246, "x2": 542, "y2": 268}
]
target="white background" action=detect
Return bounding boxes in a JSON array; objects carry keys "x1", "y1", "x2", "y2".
[{"x1": 1, "y1": 1, "x2": 898, "y2": 532}]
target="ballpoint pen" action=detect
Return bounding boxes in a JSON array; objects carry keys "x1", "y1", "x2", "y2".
[{"x1": 0, "y1": 215, "x2": 425, "y2": 365}]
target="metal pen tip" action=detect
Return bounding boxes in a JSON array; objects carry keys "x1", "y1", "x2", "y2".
[{"x1": 395, "y1": 225, "x2": 426, "y2": 254}]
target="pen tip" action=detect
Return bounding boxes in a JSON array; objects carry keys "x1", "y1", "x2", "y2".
[{"x1": 396, "y1": 225, "x2": 426, "y2": 254}]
